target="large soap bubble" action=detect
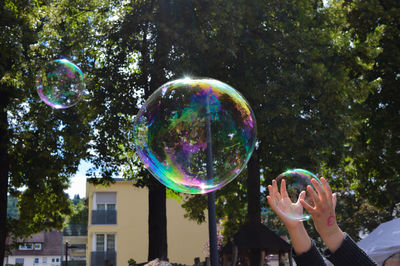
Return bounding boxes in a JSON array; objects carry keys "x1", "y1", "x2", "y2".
[
  {"x1": 275, "y1": 169, "x2": 321, "y2": 221},
  {"x1": 134, "y1": 78, "x2": 257, "y2": 194},
  {"x1": 36, "y1": 59, "x2": 85, "y2": 109}
]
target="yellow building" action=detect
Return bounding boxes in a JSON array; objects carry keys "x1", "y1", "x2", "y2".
[{"x1": 86, "y1": 179, "x2": 209, "y2": 266}]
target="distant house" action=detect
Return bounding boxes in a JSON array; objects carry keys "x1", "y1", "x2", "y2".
[
  {"x1": 5, "y1": 231, "x2": 62, "y2": 266},
  {"x1": 87, "y1": 178, "x2": 209, "y2": 266},
  {"x1": 63, "y1": 224, "x2": 87, "y2": 265}
]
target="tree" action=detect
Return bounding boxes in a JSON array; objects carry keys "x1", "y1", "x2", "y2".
[
  {"x1": 68, "y1": 196, "x2": 88, "y2": 225},
  {"x1": 180, "y1": 0, "x2": 363, "y2": 254},
  {"x1": 0, "y1": 1, "x2": 91, "y2": 264},
  {"x1": 345, "y1": 0, "x2": 400, "y2": 217},
  {"x1": 84, "y1": 0, "x2": 174, "y2": 260}
]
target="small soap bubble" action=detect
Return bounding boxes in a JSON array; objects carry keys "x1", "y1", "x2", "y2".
[
  {"x1": 36, "y1": 59, "x2": 85, "y2": 109},
  {"x1": 133, "y1": 78, "x2": 257, "y2": 194},
  {"x1": 275, "y1": 169, "x2": 320, "y2": 221}
]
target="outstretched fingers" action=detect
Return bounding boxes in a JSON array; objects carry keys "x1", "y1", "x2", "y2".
[
  {"x1": 311, "y1": 178, "x2": 327, "y2": 203},
  {"x1": 280, "y1": 179, "x2": 289, "y2": 198},
  {"x1": 332, "y1": 193, "x2": 337, "y2": 210},
  {"x1": 320, "y1": 177, "x2": 333, "y2": 202},
  {"x1": 267, "y1": 180, "x2": 280, "y2": 210},
  {"x1": 271, "y1": 179, "x2": 281, "y2": 199}
]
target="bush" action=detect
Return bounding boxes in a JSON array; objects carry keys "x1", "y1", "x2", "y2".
[{"x1": 128, "y1": 258, "x2": 137, "y2": 265}]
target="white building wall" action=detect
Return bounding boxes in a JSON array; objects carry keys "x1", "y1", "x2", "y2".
[{"x1": 7, "y1": 255, "x2": 61, "y2": 266}]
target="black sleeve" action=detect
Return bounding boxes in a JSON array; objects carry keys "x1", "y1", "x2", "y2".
[
  {"x1": 292, "y1": 241, "x2": 327, "y2": 266},
  {"x1": 326, "y1": 233, "x2": 378, "y2": 266}
]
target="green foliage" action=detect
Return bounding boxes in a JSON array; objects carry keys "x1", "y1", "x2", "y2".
[
  {"x1": 68, "y1": 196, "x2": 88, "y2": 225},
  {"x1": 1, "y1": 0, "x2": 398, "y2": 260},
  {"x1": 177, "y1": 0, "x2": 355, "y2": 242},
  {"x1": 1, "y1": 1, "x2": 91, "y2": 262},
  {"x1": 344, "y1": 0, "x2": 400, "y2": 216},
  {"x1": 128, "y1": 258, "x2": 137, "y2": 265},
  {"x1": 178, "y1": 0, "x2": 399, "y2": 245}
]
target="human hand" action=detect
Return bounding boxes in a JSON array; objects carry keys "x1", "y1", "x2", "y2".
[
  {"x1": 267, "y1": 179, "x2": 312, "y2": 255},
  {"x1": 267, "y1": 179, "x2": 306, "y2": 230},
  {"x1": 300, "y1": 177, "x2": 345, "y2": 252}
]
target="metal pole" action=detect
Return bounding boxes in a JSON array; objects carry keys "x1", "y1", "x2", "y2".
[
  {"x1": 206, "y1": 91, "x2": 219, "y2": 266},
  {"x1": 65, "y1": 241, "x2": 68, "y2": 266},
  {"x1": 207, "y1": 192, "x2": 218, "y2": 265}
]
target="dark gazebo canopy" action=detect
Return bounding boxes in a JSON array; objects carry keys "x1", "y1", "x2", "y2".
[{"x1": 222, "y1": 223, "x2": 292, "y2": 254}]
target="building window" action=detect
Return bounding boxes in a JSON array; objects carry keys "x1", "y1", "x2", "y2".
[
  {"x1": 18, "y1": 243, "x2": 33, "y2": 250},
  {"x1": 56, "y1": 258, "x2": 60, "y2": 262},
  {"x1": 96, "y1": 234, "x2": 116, "y2": 251},
  {"x1": 107, "y1": 234, "x2": 115, "y2": 251},
  {"x1": 92, "y1": 192, "x2": 117, "y2": 225},
  {"x1": 34, "y1": 258, "x2": 39, "y2": 263},
  {"x1": 43, "y1": 257, "x2": 47, "y2": 264},
  {"x1": 19, "y1": 243, "x2": 41, "y2": 250},
  {"x1": 95, "y1": 192, "x2": 116, "y2": 210},
  {"x1": 96, "y1": 234, "x2": 105, "y2": 251},
  {"x1": 15, "y1": 258, "x2": 24, "y2": 265},
  {"x1": 97, "y1": 203, "x2": 116, "y2": 211}
]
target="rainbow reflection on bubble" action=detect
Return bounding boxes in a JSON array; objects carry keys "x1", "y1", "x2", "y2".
[
  {"x1": 275, "y1": 169, "x2": 320, "y2": 221},
  {"x1": 36, "y1": 59, "x2": 85, "y2": 109},
  {"x1": 133, "y1": 78, "x2": 257, "y2": 194}
]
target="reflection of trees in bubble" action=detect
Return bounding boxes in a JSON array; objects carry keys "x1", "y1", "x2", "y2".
[
  {"x1": 39, "y1": 63, "x2": 83, "y2": 107},
  {"x1": 137, "y1": 80, "x2": 256, "y2": 192},
  {"x1": 211, "y1": 93, "x2": 252, "y2": 184}
]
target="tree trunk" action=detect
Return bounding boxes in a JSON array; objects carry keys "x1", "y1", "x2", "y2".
[
  {"x1": 146, "y1": 0, "x2": 170, "y2": 261},
  {"x1": 247, "y1": 150, "x2": 261, "y2": 266},
  {"x1": 148, "y1": 180, "x2": 167, "y2": 261},
  {"x1": 247, "y1": 151, "x2": 261, "y2": 224},
  {"x1": 0, "y1": 93, "x2": 9, "y2": 266}
]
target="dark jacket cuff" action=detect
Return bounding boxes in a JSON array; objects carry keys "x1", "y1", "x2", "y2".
[
  {"x1": 326, "y1": 233, "x2": 377, "y2": 266},
  {"x1": 293, "y1": 241, "x2": 327, "y2": 266}
]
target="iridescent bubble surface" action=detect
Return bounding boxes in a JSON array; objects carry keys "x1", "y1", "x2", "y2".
[
  {"x1": 36, "y1": 59, "x2": 85, "y2": 109},
  {"x1": 275, "y1": 169, "x2": 320, "y2": 221},
  {"x1": 134, "y1": 78, "x2": 257, "y2": 194}
]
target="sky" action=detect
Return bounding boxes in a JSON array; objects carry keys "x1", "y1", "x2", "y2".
[{"x1": 65, "y1": 160, "x2": 92, "y2": 198}]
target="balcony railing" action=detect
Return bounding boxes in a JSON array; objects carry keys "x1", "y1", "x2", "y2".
[
  {"x1": 90, "y1": 251, "x2": 116, "y2": 266},
  {"x1": 91, "y1": 210, "x2": 117, "y2": 225},
  {"x1": 63, "y1": 224, "x2": 88, "y2": 236},
  {"x1": 62, "y1": 261, "x2": 86, "y2": 266}
]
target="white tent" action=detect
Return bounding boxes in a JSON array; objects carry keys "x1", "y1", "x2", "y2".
[{"x1": 358, "y1": 218, "x2": 400, "y2": 265}]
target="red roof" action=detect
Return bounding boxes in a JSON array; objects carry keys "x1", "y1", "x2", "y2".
[{"x1": 6, "y1": 231, "x2": 62, "y2": 256}]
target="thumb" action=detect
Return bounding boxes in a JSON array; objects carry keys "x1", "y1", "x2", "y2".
[
  {"x1": 297, "y1": 190, "x2": 306, "y2": 204},
  {"x1": 300, "y1": 193, "x2": 314, "y2": 214}
]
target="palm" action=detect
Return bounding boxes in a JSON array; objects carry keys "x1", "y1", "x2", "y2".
[
  {"x1": 276, "y1": 196, "x2": 304, "y2": 221},
  {"x1": 267, "y1": 179, "x2": 306, "y2": 227}
]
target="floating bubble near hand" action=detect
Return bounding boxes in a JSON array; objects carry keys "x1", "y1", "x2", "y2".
[
  {"x1": 134, "y1": 78, "x2": 257, "y2": 194},
  {"x1": 36, "y1": 59, "x2": 85, "y2": 109},
  {"x1": 275, "y1": 169, "x2": 321, "y2": 221}
]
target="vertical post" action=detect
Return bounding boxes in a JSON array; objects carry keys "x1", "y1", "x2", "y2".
[
  {"x1": 206, "y1": 91, "x2": 219, "y2": 266},
  {"x1": 207, "y1": 192, "x2": 218, "y2": 266},
  {"x1": 65, "y1": 241, "x2": 68, "y2": 266}
]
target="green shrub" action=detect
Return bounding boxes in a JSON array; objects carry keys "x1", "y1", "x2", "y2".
[{"x1": 128, "y1": 258, "x2": 137, "y2": 265}]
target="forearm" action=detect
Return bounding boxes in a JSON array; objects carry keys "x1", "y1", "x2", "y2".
[
  {"x1": 319, "y1": 224, "x2": 345, "y2": 253},
  {"x1": 287, "y1": 224, "x2": 312, "y2": 255}
]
